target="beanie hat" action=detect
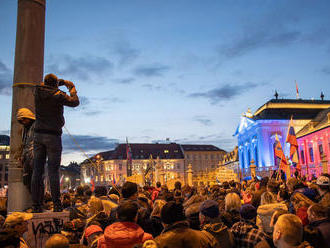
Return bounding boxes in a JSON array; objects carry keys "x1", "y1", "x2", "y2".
[
  {"x1": 199, "y1": 200, "x2": 219, "y2": 218},
  {"x1": 84, "y1": 225, "x2": 103, "y2": 238},
  {"x1": 240, "y1": 204, "x2": 257, "y2": 220},
  {"x1": 161, "y1": 201, "x2": 186, "y2": 225},
  {"x1": 17, "y1": 108, "x2": 35, "y2": 121},
  {"x1": 316, "y1": 176, "x2": 329, "y2": 186}
]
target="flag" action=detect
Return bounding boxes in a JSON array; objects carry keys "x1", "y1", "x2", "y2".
[
  {"x1": 91, "y1": 175, "x2": 95, "y2": 192},
  {"x1": 113, "y1": 174, "x2": 116, "y2": 185},
  {"x1": 286, "y1": 118, "x2": 301, "y2": 171},
  {"x1": 274, "y1": 134, "x2": 288, "y2": 170},
  {"x1": 126, "y1": 137, "x2": 133, "y2": 176},
  {"x1": 60, "y1": 175, "x2": 64, "y2": 186},
  {"x1": 295, "y1": 81, "x2": 299, "y2": 99}
]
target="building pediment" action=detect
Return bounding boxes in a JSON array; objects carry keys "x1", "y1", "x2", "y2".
[{"x1": 234, "y1": 116, "x2": 255, "y2": 136}]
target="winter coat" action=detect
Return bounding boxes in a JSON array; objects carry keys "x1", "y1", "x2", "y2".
[
  {"x1": 150, "y1": 216, "x2": 163, "y2": 238},
  {"x1": 304, "y1": 219, "x2": 330, "y2": 248},
  {"x1": 256, "y1": 203, "x2": 288, "y2": 234},
  {"x1": 201, "y1": 219, "x2": 234, "y2": 248},
  {"x1": 185, "y1": 202, "x2": 202, "y2": 230},
  {"x1": 220, "y1": 210, "x2": 240, "y2": 228},
  {"x1": 34, "y1": 85, "x2": 79, "y2": 135},
  {"x1": 151, "y1": 188, "x2": 161, "y2": 201},
  {"x1": 97, "y1": 222, "x2": 152, "y2": 248},
  {"x1": 155, "y1": 221, "x2": 218, "y2": 248}
]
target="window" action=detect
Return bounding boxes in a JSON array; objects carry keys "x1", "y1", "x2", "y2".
[
  {"x1": 319, "y1": 144, "x2": 324, "y2": 157},
  {"x1": 177, "y1": 164, "x2": 180, "y2": 169},
  {"x1": 5, "y1": 173, "x2": 8, "y2": 181},
  {"x1": 5, "y1": 154, "x2": 9, "y2": 159},
  {"x1": 300, "y1": 150, "x2": 305, "y2": 164},
  {"x1": 0, "y1": 155, "x2": 2, "y2": 159},
  {"x1": 119, "y1": 164, "x2": 122, "y2": 171},
  {"x1": 0, "y1": 164, "x2": 2, "y2": 171},
  {"x1": 210, "y1": 154, "x2": 214, "y2": 160},
  {"x1": 309, "y1": 147, "x2": 314, "y2": 162},
  {"x1": 186, "y1": 154, "x2": 190, "y2": 159},
  {"x1": 205, "y1": 154, "x2": 208, "y2": 159}
]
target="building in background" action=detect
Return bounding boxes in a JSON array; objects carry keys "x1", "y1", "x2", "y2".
[
  {"x1": 217, "y1": 146, "x2": 240, "y2": 182},
  {"x1": 234, "y1": 98, "x2": 330, "y2": 177},
  {"x1": 60, "y1": 162, "x2": 81, "y2": 189},
  {"x1": 0, "y1": 135, "x2": 10, "y2": 188},
  {"x1": 297, "y1": 107, "x2": 330, "y2": 177},
  {"x1": 181, "y1": 144, "x2": 226, "y2": 186}
]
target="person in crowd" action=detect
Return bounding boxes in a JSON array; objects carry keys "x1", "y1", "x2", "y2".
[
  {"x1": 31, "y1": 73, "x2": 79, "y2": 213},
  {"x1": 84, "y1": 225, "x2": 103, "y2": 248},
  {"x1": 16, "y1": 108, "x2": 35, "y2": 193},
  {"x1": 267, "y1": 180, "x2": 280, "y2": 199},
  {"x1": 199, "y1": 200, "x2": 234, "y2": 248},
  {"x1": 252, "y1": 178, "x2": 268, "y2": 208},
  {"x1": 304, "y1": 203, "x2": 330, "y2": 248},
  {"x1": 0, "y1": 229, "x2": 21, "y2": 248},
  {"x1": 3, "y1": 212, "x2": 33, "y2": 248},
  {"x1": 185, "y1": 195, "x2": 203, "y2": 230},
  {"x1": 277, "y1": 189, "x2": 290, "y2": 209},
  {"x1": 45, "y1": 234, "x2": 70, "y2": 248},
  {"x1": 221, "y1": 192, "x2": 241, "y2": 228},
  {"x1": 151, "y1": 182, "x2": 161, "y2": 202},
  {"x1": 273, "y1": 214, "x2": 312, "y2": 248},
  {"x1": 155, "y1": 201, "x2": 217, "y2": 248},
  {"x1": 269, "y1": 209, "x2": 290, "y2": 230},
  {"x1": 142, "y1": 240, "x2": 158, "y2": 248},
  {"x1": 290, "y1": 192, "x2": 315, "y2": 226},
  {"x1": 98, "y1": 201, "x2": 153, "y2": 248},
  {"x1": 257, "y1": 192, "x2": 288, "y2": 234},
  {"x1": 315, "y1": 175, "x2": 330, "y2": 208},
  {"x1": 231, "y1": 204, "x2": 267, "y2": 248},
  {"x1": 150, "y1": 200, "x2": 166, "y2": 237}
]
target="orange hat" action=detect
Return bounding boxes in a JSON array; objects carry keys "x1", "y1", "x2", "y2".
[{"x1": 84, "y1": 225, "x2": 103, "y2": 238}]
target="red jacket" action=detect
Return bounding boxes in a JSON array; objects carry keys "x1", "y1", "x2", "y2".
[
  {"x1": 98, "y1": 222, "x2": 152, "y2": 248},
  {"x1": 151, "y1": 188, "x2": 161, "y2": 201}
]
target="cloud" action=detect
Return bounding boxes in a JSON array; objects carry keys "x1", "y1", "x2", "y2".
[
  {"x1": 141, "y1": 83, "x2": 162, "y2": 91},
  {"x1": 321, "y1": 66, "x2": 330, "y2": 75},
  {"x1": 113, "y1": 41, "x2": 140, "y2": 66},
  {"x1": 62, "y1": 134, "x2": 119, "y2": 153},
  {"x1": 189, "y1": 82, "x2": 258, "y2": 104},
  {"x1": 0, "y1": 61, "x2": 12, "y2": 95},
  {"x1": 219, "y1": 30, "x2": 301, "y2": 59},
  {"x1": 193, "y1": 116, "x2": 213, "y2": 126},
  {"x1": 100, "y1": 96, "x2": 125, "y2": 104},
  {"x1": 114, "y1": 78, "x2": 135, "y2": 84},
  {"x1": 46, "y1": 55, "x2": 113, "y2": 80},
  {"x1": 134, "y1": 64, "x2": 170, "y2": 77}
]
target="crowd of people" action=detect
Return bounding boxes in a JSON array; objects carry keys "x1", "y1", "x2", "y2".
[{"x1": 0, "y1": 173, "x2": 329, "y2": 248}]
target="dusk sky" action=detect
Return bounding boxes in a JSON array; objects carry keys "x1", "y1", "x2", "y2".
[{"x1": 1, "y1": 0, "x2": 330, "y2": 165}]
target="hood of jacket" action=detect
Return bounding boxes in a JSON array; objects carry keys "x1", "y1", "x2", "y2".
[
  {"x1": 104, "y1": 222, "x2": 151, "y2": 247},
  {"x1": 257, "y1": 203, "x2": 287, "y2": 216}
]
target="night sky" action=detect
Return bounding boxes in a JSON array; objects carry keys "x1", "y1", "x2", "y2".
[{"x1": 1, "y1": 0, "x2": 330, "y2": 165}]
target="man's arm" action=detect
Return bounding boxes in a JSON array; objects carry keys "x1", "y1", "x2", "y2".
[{"x1": 55, "y1": 80, "x2": 80, "y2": 107}]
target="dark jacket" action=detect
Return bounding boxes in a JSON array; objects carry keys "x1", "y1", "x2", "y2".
[
  {"x1": 155, "y1": 221, "x2": 217, "y2": 248},
  {"x1": 304, "y1": 219, "x2": 330, "y2": 248},
  {"x1": 34, "y1": 85, "x2": 79, "y2": 135},
  {"x1": 220, "y1": 210, "x2": 240, "y2": 228},
  {"x1": 201, "y1": 219, "x2": 234, "y2": 248},
  {"x1": 150, "y1": 215, "x2": 163, "y2": 238}
]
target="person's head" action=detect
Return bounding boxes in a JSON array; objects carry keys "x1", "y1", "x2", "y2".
[
  {"x1": 16, "y1": 108, "x2": 35, "y2": 126},
  {"x1": 0, "y1": 230, "x2": 20, "y2": 248},
  {"x1": 277, "y1": 189, "x2": 289, "y2": 202},
  {"x1": 273, "y1": 214, "x2": 303, "y2": 248},
  {"x1": 270, "y1": 209, "x2": 289, "y2": 228},
  {"x1": 3, "y1": 212, "x2": 33, "y2": 236},
  {"x1": 108, "y1": 194, "x2": 119, "y2": 204},
  {"x1": 199, "y1": 200, "x2": 219, "y2": 225},
  {"x1": 44, "y1": 73, "x2": 59, "y2": 88},
  {"x1": 174, "y1": 181, "x2": 182, "y2": 190},
  {"x1": 156, "y1": 182, "x2": 161, "y2": 188},
  {"x1": 239, "y1": 204, "x2": 257, "y2": 222},
  {"x1": 267, "y1": 180, "x2": 279, "y2": 194},
  {"x1": 122, "y1": 182, "x2": 138, "y2": 199},
  {"x1": 117, "y1": 201, "x2": 139, "y2": 222},
  {"x1": 307, "y1": 203, "x2": 328, "y2": 223},
  {"x1": 287, "y1": 178, "x2": 298, "y2": 193},
  {"x1": 151, "y1": 199, "x2": 166, "y2": 217},
  {"x1": 225, "y1": 192, "x2": 241, "y2": 212},
  {"x1": 316, "y1": 175, "x2": 329, "y2": 194},
  {"x1": 84, "y1": 225, "x2": 103, "y2": 246},
  {"x1": 94, "y1": 186, "x2": 107, "y2": 198},
  {"x1": 87, "y1": 196, "x2": 104, "y2": 215},
  {"x1": 143, "y1": 240, "x2": 158, "y2": 248},
  {"x1": 45, "y1": 234, "x2": 69, "y2": 248},
  {"x1": 260, "y1": 191, "x2": 276, "y2": 205},
  {"x1": 161, "y1": 201, "x2": 186, "y2": 225}
]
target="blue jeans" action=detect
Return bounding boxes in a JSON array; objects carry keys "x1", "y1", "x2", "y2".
[{"x1": 31, "y1": 133, "x2": 62, "y2": 207}]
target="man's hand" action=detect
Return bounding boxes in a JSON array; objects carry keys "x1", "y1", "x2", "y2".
[{"x1": 64, "y1": 80, "x2": 75, "y2": 89}]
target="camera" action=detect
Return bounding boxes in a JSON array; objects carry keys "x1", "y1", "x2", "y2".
[{"x1": 58, "y1": 79, "x2": 65, "y2": 86}]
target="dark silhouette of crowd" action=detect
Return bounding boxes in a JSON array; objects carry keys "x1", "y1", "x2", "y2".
[{"x1": 0, "y1": 173, "x2": 329, "y2": 248}]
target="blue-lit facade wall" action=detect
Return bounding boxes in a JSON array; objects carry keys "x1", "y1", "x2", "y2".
[{"x1": 236, "y1": 118, "x2": 290, "y2": 171}]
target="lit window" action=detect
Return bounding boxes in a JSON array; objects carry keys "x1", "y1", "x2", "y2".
[{"x1": 164, "y1": 150, "x2": 169, "y2": 153}]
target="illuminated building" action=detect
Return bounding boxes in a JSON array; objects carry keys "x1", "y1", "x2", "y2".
[
  {"x1": 297, "y1": 108, "x2": 330, "y2": 177},
  {"x1": 0, "y1": 135, "x2": 10, "y2": 187},
  {"x1": 234, "y1": 99, "x2": 330, "y2": 177}
]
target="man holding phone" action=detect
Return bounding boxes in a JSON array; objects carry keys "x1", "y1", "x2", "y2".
[{"x1": 31, "y1": 73, "x2": 79, "y2": 212}]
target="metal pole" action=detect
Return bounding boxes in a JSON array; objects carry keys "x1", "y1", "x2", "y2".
[{"x1": 8, "y1": 0, "x2": 45, "y2": 211}]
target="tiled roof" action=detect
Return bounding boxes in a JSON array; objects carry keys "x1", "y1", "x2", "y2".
[{"x1": 180, "y1": 144, "x2": 224, "y2": 152}]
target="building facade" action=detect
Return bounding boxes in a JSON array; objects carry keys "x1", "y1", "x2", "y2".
[
  {"x1": 297, "y1": 108, "x2": 330, "y2": 177},
  {"x1": 234, "y1": 99, "x2": 330, "y2": 177},
  {"x1": 0, "y1": 135, "x2": 10, "y2": 188}
]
